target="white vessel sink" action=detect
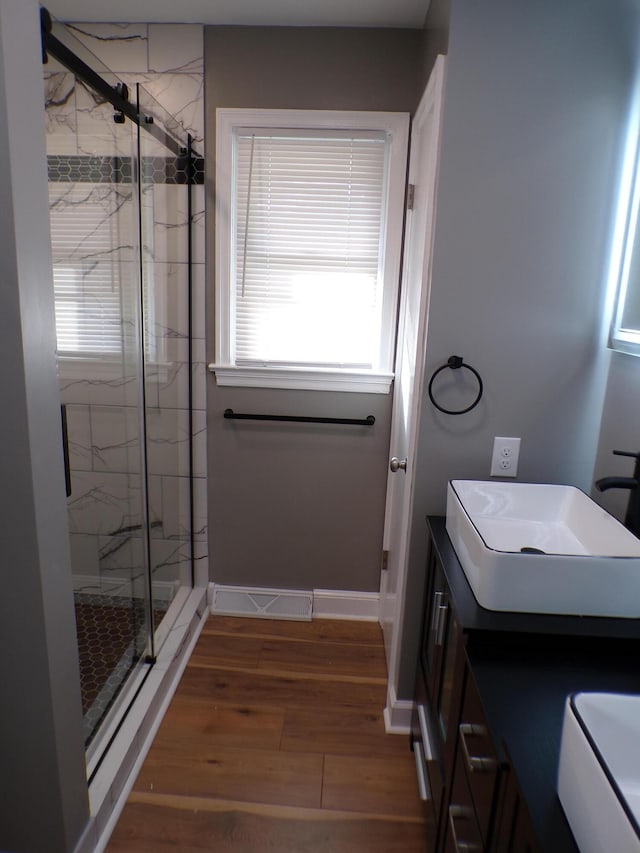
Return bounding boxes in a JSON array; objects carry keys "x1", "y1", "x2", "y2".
[
  {"x1": 445, "y1": 479, "x2": 640, "y2": 617},
  {"x1": 558, "y1": 692, "x2": 640, "y2": 853}
]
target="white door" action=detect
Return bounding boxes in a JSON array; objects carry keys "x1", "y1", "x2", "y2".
[{"x1": 380, "y1": 56, "x2": 446, "y2": 723}]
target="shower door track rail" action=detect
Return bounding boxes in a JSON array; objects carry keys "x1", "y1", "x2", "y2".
[{"x1": 40, "y1": 7, "x2": 190, "y2": 158}]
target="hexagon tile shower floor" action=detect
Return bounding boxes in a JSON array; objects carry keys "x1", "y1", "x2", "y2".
[{"x1": 74, "y1": 593, "x2": 167, "y2": 745}]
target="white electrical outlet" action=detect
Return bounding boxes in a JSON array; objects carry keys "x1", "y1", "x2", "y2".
[{"x1": 490, "y1": 436, "x2": 521, "y2": 477}]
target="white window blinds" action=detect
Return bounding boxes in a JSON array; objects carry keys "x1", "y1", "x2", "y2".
[{"x1": 233, "y1": 129, "x2": 388, "y2": 368}]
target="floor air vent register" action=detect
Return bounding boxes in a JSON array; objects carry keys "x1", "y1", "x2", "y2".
[{"x1": 211, "y1": 586, "x2": 313, "y2": 621}]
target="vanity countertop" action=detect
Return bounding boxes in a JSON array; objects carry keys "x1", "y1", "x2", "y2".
[{"x1": 427, "y1": 516, "x2": 640, "y2": 852}]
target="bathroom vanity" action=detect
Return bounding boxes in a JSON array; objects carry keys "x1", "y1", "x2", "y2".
[{"x1": 413, "y1": 517, "x2": 640, "y2": 851}]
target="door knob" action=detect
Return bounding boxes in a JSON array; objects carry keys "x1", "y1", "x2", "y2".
[{"x1": 390, "y1": 457, "x2": 407, "y2": 473}]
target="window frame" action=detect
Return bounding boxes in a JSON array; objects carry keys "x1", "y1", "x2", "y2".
[{"x1": 212, "y1": 108, "x2": 410, "y2": 394}]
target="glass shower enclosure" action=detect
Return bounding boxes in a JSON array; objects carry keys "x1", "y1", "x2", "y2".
[{"x1": 42, "y1": 14, "x2": 201, "y2": 761}]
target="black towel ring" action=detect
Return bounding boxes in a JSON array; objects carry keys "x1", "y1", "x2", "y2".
[{"x1": 427, "y1": 355, "x2": 483, "y2": 415}]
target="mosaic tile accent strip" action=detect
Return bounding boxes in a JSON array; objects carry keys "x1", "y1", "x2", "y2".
[{"x1": 47, "y1": 154, "x2": 205, "y2": 184}]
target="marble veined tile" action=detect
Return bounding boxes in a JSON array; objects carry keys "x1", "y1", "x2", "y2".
[
  {"x1": 193, "y1": 476, "x2": 208, "y2": 544},
  {"x1": 133, "y1": 73, "x2": 204, "y2": 146},
  {"x1": 64, "y1": 23, "x2": 149, "y2": 74},
  {"x1": 143, "y1": 183, "x2": 205, "y2": 265},
  {"x1": 147, "y1": 474, "x2": 164, "y2": 532},
  {"x1": 156, "y1": 358, "x2": 207, "y2": 412},
  {"x1": 65, "y1": 404, "x2": 93, "y2": 472},
  {"x1": 150, "y1": 538, "x2": 192, "y2": 586},
  {"x1": 145, "y1": 407, "x2": 206, "y2": 478},
  {"x1": 192, "y1": 409, "x2": 207, "y2": 479},
  {"x1": 157, "y1": 475, "x2": 192, "y2": 540},
  {"x1": 148, "y1": 25, "x2": 203, "y2": 75},
  {"x1": 143, "y1": 261, "x2": 205, "y2": 345},
  {"x1": 75, "y1": 77, "x2": 136, "y2": 157},
  {"x1": 44, "y1": 72, "x2": 77, "y2": 154},
  {"x1": 58, "y1": 367, "x2": 143, "y2": 408},
  {"x1": 97, "y1": 533, "x2": 145, "y2": 580},
  {"x1": 49, "y1": 184, "x2": 137, "y2": 263},
  {"x1": 192, "y1": 186, "x2": 206, "y2": 265},
  {"x1": 90, "y1": 405, "x2": 142, "y2": 475},
  {"x1": 67, "y1": 470, "x2": 144, "y2": 536},
  {"x1": 192, "y1": 263, "x2": 206, "y2": 341}
]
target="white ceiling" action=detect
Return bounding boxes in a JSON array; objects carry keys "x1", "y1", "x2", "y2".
[{"x1": 48, "y1": 0, "x2": 431, "y2": 28}]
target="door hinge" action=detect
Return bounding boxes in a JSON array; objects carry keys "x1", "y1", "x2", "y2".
[
  {"x1": 381, "y1": 550, "x2": 389, "y2": 572},
  {"x1": 407, "y1": 183, "x2": 415, "y2": 211}
]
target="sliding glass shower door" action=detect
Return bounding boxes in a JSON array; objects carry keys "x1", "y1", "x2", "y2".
[
  {"x1": 47, "y1": 86, "x2": 152, "y2": 748},
  {"x1": 43, "y1": 20, "x2": 197, "y2": 756}
]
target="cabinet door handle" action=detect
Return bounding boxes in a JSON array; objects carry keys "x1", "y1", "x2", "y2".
[
  {"x1": 413, "y1": 739, "x2": 430, "y2": 801},
  {"x1": 417, "y1": 703, "x2": 434, "y2": 761},
  {"x1": 431, "y1": 590, "x2": 444, "y2": 631},
  {"x1": 449, "y1": 805, "x2": 482, "y2": 852},
  {"x1": 459, "y1": 722, "x2": 498, "y2": 773},
  {"x1": 435, "y1": 600, "x2": 448, "y2": 646}
]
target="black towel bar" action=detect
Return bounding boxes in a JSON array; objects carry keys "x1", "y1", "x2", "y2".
[{"x1": 223, "y1": 409, "x2": 375, "y2": 426}]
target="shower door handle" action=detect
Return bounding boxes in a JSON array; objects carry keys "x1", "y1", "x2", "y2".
[{"x1": 61, "y1": 404, "x2": 72, "y2": 497}]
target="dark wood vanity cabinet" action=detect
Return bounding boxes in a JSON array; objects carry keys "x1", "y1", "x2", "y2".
[
  {"x1": 412, "y1": 549, "x2": 465, "y2": 848},
  {"x1": 413, "y1": 551, "x2": 516, "y2": 852},
  {"x1": 415, "y1": 518, "x2": 640, "y2": 852}
]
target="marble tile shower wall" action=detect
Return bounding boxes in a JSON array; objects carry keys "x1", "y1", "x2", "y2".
[{"x1": 44, "y1": 24, "x2": 206, "y2": 600}]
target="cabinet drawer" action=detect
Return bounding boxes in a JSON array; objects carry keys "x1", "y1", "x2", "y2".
[
  {"x1": 445, "y1": 750, "x2": 483, "y2": 853},
  {"x1": 459, "y1": 669, "x2": 501, "y2": 843}
]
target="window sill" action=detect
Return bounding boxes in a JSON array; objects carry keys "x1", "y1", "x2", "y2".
[
  {"x1": 610, "y1": 334, "x2": 640, "y2": 358},
  {"x1": 208, "y1": 364, "x2": 394, "y2": 394}
]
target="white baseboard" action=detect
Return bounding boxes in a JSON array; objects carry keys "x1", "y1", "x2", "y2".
[
  {"x1": 383, "y1": 683, "x2": 414, "y2": 734},
  {"x1": 312, "y1": 588, "x2": 380, "y2": 621},
  {"x1": 208, "y1": 583, "x2": 380, "y2": 622}
]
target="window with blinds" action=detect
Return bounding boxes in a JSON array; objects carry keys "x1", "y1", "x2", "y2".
[
  {"x1": 234, "y1": 129, "x2": 387, "y2": 369},
  {"x1": 214, "y1": 109, "x2": 410, "y2": 392}
]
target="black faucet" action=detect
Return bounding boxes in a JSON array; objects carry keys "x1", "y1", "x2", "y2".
[{"x1": 595, "y1": 450, "x2": 640, "y2": 538}]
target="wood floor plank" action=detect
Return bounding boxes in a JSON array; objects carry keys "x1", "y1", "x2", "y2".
[
  {"x1": 134, "y1": 746, "x2": 323, "y2": 809},
  {"x1": 202, "y1": 615, "x2": 384, "y2": 645},
  {"x1": 280, "y1": 706, "x2": 411, "y2": 758},
  {"x1": 177, "y1": 664, "x2": 388, "y2": 710},
  {"x1": 186, "y1": 633, "x2": 262, "y2": 668},
  {"x1": 322, "y1": 754, "x2": 425, "y2": 818},
  {"x1": 258, "y1": 637, "x2": 388, "y2": 679},
  {"x1": 125, "y1": 790, "x2": 426, "y2": 823},
  {"x1": 108, "y1": 800, "x2": 428, "y2": 852},
  {"x1": 150, "y1": 695, "x2": 285, "y2": 753}
]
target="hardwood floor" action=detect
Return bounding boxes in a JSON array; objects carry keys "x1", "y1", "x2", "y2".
[{"x1": 108, "y1": 615, "x2": 428, "y2": 852}]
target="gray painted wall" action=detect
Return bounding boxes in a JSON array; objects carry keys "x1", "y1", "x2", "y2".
[
  {"x1": 0, "y1": 1, "x2": 89, "y2": 849},
  {"x1": 419, "y1": 0, "x2": 449, "y2": 89},
  {"x1": 204, "y1": 27, "x2": 422, "y2": 590},
  {"x1": 397, "y1": 0, "x2": 636, "y2": 697}
]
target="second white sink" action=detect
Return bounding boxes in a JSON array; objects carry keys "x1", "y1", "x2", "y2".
[
  {"x1": 445, "y1": 479, "x2": 640, "y2": 617},
  {"x1": 558, "y1": 692, "x2": 640, "y2": 852}
]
